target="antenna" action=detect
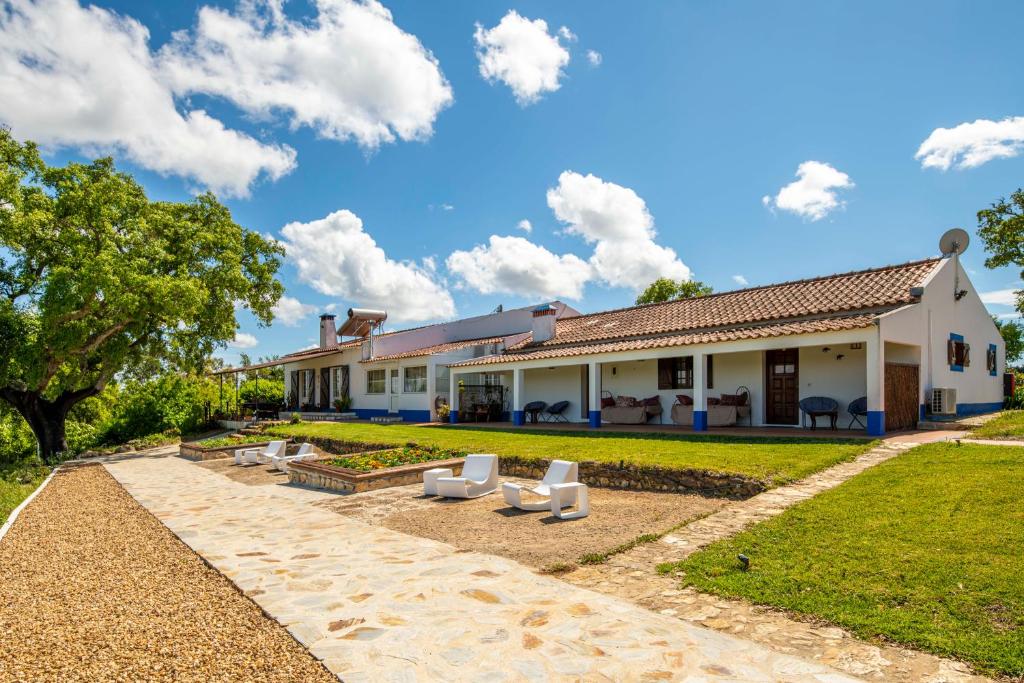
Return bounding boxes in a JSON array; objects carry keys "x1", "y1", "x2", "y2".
[{"x1": 939, "y1": 228, "x2": 970, "y2": 301}]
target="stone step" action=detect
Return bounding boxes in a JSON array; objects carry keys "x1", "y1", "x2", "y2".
[{"x1": 370, "y1": 416, "x2": 404, "y2": 424}]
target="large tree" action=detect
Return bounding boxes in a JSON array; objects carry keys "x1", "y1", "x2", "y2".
[
  {"x1": 994, "y1": 317, "x2": 1024, "y2": 367},
  {"x1": 635, "y1": 277, "x2": 713, "y2": 305},
  {"x1": 0, "y1": 130, "x2": 284, "y2": 463},
  {"x1": 978, "y1": 188, "x2": 1024, "y2": 314}
]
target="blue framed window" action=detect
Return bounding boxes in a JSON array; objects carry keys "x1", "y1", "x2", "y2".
[
  {"x1": 987, "y1": 343, "x2": 998, "y2": 376},
  {"x1": 947, "y1": 333, "x2": 968, "y2": 372}
]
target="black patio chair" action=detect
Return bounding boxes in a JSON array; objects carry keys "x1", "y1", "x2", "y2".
[
  {"x1": 847, "y1": 396, "x2": 868, "y2": 429},
  {"x1": 542, "y1": 400, "x2": 571, "y2": 422},
  {"x1": 798, "y1": 396, "x2": 839, "y2": 430},
  {"x1": 522, "y1": 400, "x2": 547, "y2": 424}
]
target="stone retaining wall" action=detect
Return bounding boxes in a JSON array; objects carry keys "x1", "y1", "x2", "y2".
[
  {"x1": 288, "y1": 457, "x2": 465, "y2": 494},
  {"x1": 178, "y1": 439, "x2": 292, "y2": 462},
  {"x1": 498, "y1": 457, "x2": 766, "y2": 498}
]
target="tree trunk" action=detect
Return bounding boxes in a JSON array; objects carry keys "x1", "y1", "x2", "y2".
[{"x1": 2, "y1": 389, "x2": 78, "y2": 465}]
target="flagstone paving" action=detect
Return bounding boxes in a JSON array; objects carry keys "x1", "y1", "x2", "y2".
[
  {"x1": 105, "y1": 453, "x2": 859, "y2": 682},
  {"x1": 565, "y1": 431, "x2": 989, "y2": 683}
]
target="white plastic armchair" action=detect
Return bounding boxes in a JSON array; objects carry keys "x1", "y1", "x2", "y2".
[
  {"x1": 235, "y1": 440, "x2": 286, "y2": 466},
  {"x1": 271, "y1": 443, "x2": 316, "y2": 473},
  {"x1": 502, "y1": 460, "x2": 578, "y2": 511},
  {"x1": 435, "y1": 454, "x2": 499, "y2": 498}
]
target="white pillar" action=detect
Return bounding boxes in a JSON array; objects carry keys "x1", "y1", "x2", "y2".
[
  {"x1": 426, "y1": 363, "x2": 436, "y2": 421},
  {"x1": 449, "y1": 370, "x2": 460, "y2": 423},
  {"x1": 512, "y1": 368, "x2": 525, "y2": 425},
  {"x1": 692, "y1": 351, "x2": 708, "y2": 431},
  {"x1": 588, "y1": 361, "x2": 601, "y2": 428},
  {"x1": 866, "y1": 333, "x2": 885, "y2": 436}
]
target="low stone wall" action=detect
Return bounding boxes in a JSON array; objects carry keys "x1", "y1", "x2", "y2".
[
  {"x1": 178, "y1": 439, "x2": 292, "y2": 462},
  {"x1": 288, "y1": 457, "x2": 465, "y2": 494},
  {"x1": 498, "y1": 457, "x2": 766, "y2": 498}
]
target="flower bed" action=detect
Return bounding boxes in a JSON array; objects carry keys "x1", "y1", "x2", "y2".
[
  {"x1": 178, "y1": 436, "x2": 291, "y2": 462},
  {"x1": 288, "y1": 445, "x2": 466, "y2": 494}
]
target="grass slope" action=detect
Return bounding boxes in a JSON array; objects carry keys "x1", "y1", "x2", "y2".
[
  {"x1": 269, "y1": 422, "x2": 874, "y2": 486},
  {"x1": 0, "y1": 464, "x2": 50, "y2": 525},
  {"x1": 971, "y1": 410, "x2": 1024, "y2": 440},
  {"x1": 664, "y1": 442, "x2": 1024, "y2": 677}
]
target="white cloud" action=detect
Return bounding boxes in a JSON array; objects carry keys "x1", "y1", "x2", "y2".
[
  {"x1": 997, "y1": 312, "x2": 1022, "y2": 320},
  {"x1": 474, "y1": 11, "x2": 571, "y2": 105},
  {"x1": 229, "y1": 332, "x2": 259, "y2": 349},
  {"x1": 586, "y1": 49, "x2": 602, "y2": 66},
  {"x1": 732, "y1": 274, "x2": 749, "y2": 286},
  {"x1": 517, "y1": 219, "x2": 533, "y2": 233},
  {"x1": 0, "y1": 0, "x2": 296, "y2": 197},
  {"x1": 446, "y1": 235, "x2": 592, "y2": 300},
  {"x1": 558, "y1": 26, "x2": 577, "y2": 42},
  {"x1": 763, "y1": 161, "x2": 854, "y2": 221},
  {"x1": 441, "y1": 203, "x2": 455, "y2": 211},
  {"x1": 279, "y1": 209, "x2": 455, "y2": 322},
  {"x1": 916, "y1": 117, "x2": 1024, "y2": 170},
  {"x1": 980, "y1": 288, "x2": 1020, "y2": 306},
  {"x1": 546, "y1": 171, "x2": 690, "y2": 288},
  {"x1": 161, "y1": 0, "x2": 453, "y2": 150},
  {"x1": 271, "y1": 295, "x2": 317, "y2": 326}
]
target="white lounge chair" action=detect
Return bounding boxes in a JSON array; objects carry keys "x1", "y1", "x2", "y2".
[
  {"x1": 271, "y1": 443, "x2": 316, "y2": 473},
  {"x1": 502, "y1": 460, "x2": 579, "y2": 511},
  {"x1": 234, "y1": 440, "x2": 286, "y2": 466},
  {"x1": 435, "y1": 454, "x2": 499, "y2": 498}
]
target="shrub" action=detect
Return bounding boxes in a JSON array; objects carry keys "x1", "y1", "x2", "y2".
[{"x1": 290, "y1": 412, "x2": 302, "y2": 424}]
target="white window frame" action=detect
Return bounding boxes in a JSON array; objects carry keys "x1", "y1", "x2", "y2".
[
  {"x1": 435, "y1": 365, "x2": 450, "y2": 394},
  {"x1": 403, "y1": 365, "x2": 427, "y2": 393},
  {"x1": 366, "y1": 368, "x2": 386, "y2": 394}
]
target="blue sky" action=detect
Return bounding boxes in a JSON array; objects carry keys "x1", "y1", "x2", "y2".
[{"x1": 3, "y1": 0, "x2": 1023, "y2": 364}]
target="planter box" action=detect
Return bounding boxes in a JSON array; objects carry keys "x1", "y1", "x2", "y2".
[
  {"x1": 178, "y1": 438, "x2": 292, "y2": 462},
  {"x1": 288, "y1": 456, "x2": 465, "y2": 494}
]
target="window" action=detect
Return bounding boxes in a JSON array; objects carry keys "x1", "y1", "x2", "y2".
[
  {"x1": 331, "y1": 366, "x2": 349, "y2": 401},
  {"x1": 948, "y1": 334, "x2": 970, "y2": 372},
  {"x1": 658, "y1": 357, "x2": 692, "y2": 389},
  {"x1": 366, "y1": 369, "x2": 386, "y2": 394},
  {"x1": 298, "y1": 369, "x2": 314, "y2": 404},
  {"x1": 435, "y1": 365, "x2": 450, "y2": 394},
  {"x1": 987, "y1": 343, "x2": 998, "y2": 376},
  {"x1": 404, "y1": 366, "x2": 427, "y2": 393}
]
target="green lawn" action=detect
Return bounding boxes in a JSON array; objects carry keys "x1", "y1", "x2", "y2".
[
  {"x1": 970, "y1": 410, "x2": 1024, "y2": 440},
  {"x1": 662, "y1": 442, "x2": 1024, "y2": 678},
  {"x1": 268, "y1": 422, "x2": 874, "y2": 486},
  {"x1": 0, "y1": 463, "x2": 50, "y2": 526}
]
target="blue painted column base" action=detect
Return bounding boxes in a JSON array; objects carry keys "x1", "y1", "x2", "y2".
[
  {"x1": 693, "y1": 409, "x2": 708, "y2": 432},
  {"x1": 867, "y1": 411, "x2": 885, "y2": 436},
  {"x1": 449, "y1": 410, "x2": 459, "y2": 424},
  {"x1": 588, "y1": 410, "x2": 602, "y2": 428},
  {"x1": 513, "y1": 410, "x2": 525, "y2": 426}
]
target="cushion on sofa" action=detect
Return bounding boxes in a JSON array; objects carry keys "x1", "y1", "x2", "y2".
[
  {"x1": 601, "y1": 396, "x2": 615, "y2": 408},
  {"x1": 615, "y1": 395, "x2": 638, "y2": 408},
  {"x1": 676, "y1": 394, "x2": 693, "y2": 406}
]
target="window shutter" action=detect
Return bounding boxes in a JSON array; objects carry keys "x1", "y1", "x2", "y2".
[
  {"x1": 962, "y1": 343, "x2": 970, "y2": 367},
  {"x1": 657, "y1": 358, "x2": 672, "y2": 390},
  {"x1": 947, "y1": 339, "x2": 955, "y2": 366},
  {"x1": 289, "y1": 370, "x2": 299, "y2": 407},
  {"x1": 707, "y1": 355, "x2": 714, "y2": 389}
]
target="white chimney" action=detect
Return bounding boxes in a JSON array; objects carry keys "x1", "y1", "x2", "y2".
[
  {"x1": 319, "y1": 314, "x2": 337, "y2": 349},
  {"x1": 531, "y1": 304, "x2": 558, "y2": 343}
]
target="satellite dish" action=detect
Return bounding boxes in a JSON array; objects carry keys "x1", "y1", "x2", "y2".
[{"x1": 939, "y1": 228, "x2": 970, "y2": 256}]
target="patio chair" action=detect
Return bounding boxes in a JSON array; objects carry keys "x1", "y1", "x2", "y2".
[
  {"x1": 522, "y1": 401, "x2": 546, "y2": 424},
  {"x1": 542, "y1": 400, "x2": 571, "y2": 423},
  {"x1": 435, "y1": 454, "x2": 499, "y2": 498},
  {"x1": 847, "y1": 396, "x2": 868, "y2": 429},
  {"x1": 798, "y1": 396, "x2": 840, "y2": 430},
  {"x1": 270, "y1": 443, "x2": 316, "y2": 473},
  {"x1": 234, "y1": 440, "x2": 286, "y2": 466},
  {"x1": 502, "y1": 460, "x2": 578, "y2": 510}
]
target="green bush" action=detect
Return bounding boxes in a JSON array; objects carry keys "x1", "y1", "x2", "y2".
[
  {"x1": 239, "y1": 377, "x2": 284, "y2": 404},
  {"x1": 0, "y1": 406, "x2": 36, "y2": 464}
]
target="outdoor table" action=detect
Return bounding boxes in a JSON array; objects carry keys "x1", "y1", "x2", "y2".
[{"x1": 549, "y1": 483, "x2": 590, "y2": 520}]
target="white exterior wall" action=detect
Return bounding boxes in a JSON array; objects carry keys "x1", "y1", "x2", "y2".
[
  {"x1": 522, "y1": 366, "x2": 586, "y2": 422},
  {"x1": 797, "y1": 344, "x2": 867, "y2": 426},
  {"x1": 881, "y1": 257, "x2": 1003, "y2": 411}
]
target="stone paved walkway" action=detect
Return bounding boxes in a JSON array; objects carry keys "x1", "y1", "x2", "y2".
[
  {"x1": 565, "y1": 431, "x2": 989, "y2": 682},
  {"x1": 105, "y1": 453, "x2": 858, "y2": 682}
]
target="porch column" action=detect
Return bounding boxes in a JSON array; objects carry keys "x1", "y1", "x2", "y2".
[
  {"x1": 512, "y1": 368, "x2": 526, "y2": 426},
  {"x1": 426, "y1": 363, "x2": 436, "y2": 421},
  {"x1": 449, "y1": 370, "x2": 460, "y2": 423},
  {"x1": 866, "y1": 334, "x2": 885, "y2": 436},
  {"x1": 692, "y1": 351, "x2": 708, "y2": 431},
  {"x1": 588, "y1": 361, "x2": 602, "y2": 428}
]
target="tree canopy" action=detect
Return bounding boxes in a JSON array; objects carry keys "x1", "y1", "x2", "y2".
[
  {"x1": 994, "y1": 317, "x2": 1024, "y2": 367},
  {"x1": 978, "y1": 188, "x2": 1024, "y2": 314},
  {"x1": 0, "y1": 129, "x2": 284, "y2": 462},
  {"x1": 635, "y1": 277, "x2": 713, "y2": 305}
]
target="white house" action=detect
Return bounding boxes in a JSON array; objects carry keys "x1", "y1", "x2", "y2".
[
  {"x1": 219, "y1": 302, "x2": 580, "y2": 423},
  {"x1": 447, "y1": 254, "x2": 1005, "y2": 436}
]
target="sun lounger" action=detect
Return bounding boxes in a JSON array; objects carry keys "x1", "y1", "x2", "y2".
[
  {"x1": 234, "y1": 440, "x2": 286, "y2": 466},
  {"x1": 435, "y1": 454, "x2": 499, "y2": 498},
  {"x1": 270, "y1": 443, "x2": 316, "y2": 473},
  {"x1": 502, "y1": 460, "x2": 578, "y2": 511}
]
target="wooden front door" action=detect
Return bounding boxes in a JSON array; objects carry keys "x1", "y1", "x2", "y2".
[
  {"x1": 884, "y1": 363, "x2": 919, "y2": 432},
  {"x1": 765, "y1": 349, "x2": 799, "y2": 425}
]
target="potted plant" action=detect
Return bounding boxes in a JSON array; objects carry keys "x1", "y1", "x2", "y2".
[{"x1": 333, "y1": 394, "x2": 352, "y2": 412}]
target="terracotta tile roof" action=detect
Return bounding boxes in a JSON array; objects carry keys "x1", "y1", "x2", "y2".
[
  {"x1": 363, "y1": 336, "x2": 505, "y2": 363},
  {"x1": 509, "y1": 258, "x2": 939, "y2": 352},
  {"x1": 451, "y1": 314, "x2": 879, "y2": 367}
]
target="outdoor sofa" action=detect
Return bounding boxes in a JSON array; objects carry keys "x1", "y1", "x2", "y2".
[{"x1": 600, "y1": 395, "x2": 663, "y2": 424}]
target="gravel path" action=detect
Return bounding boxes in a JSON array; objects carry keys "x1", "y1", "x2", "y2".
[{"x1": 0, "y1": 463, "x2": 336, "y2": 683}]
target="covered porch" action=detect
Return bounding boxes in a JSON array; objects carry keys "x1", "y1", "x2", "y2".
[{"x1": 448, "y1": 327, "x2": 923, "y2": 437}]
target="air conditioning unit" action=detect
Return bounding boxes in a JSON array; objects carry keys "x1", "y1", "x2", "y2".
[{"x1": 930, "y1": 388, "x2": 957, "y2": 415}]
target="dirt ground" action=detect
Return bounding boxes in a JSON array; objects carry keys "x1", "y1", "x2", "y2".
[
  {"x1": 383, "y1": 486, "x2": 728, "y2": 570},
  {"x1": 197, "y1": 456, "x2": 289, "y2": 486},
  {"x1": 0, "y1": 464, "x2": 335, "y2": 683}
]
